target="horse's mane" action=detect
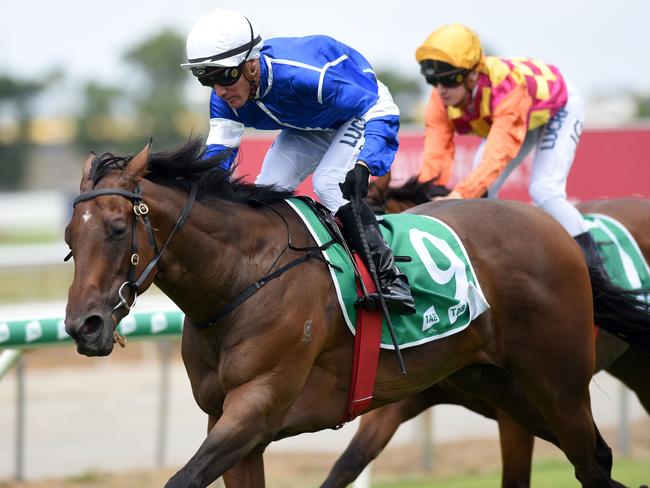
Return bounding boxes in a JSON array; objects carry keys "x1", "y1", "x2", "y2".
[
  {"x1": 90, "y1": 139, "x2": 294, "y2": 205},
  {"x1": 384, "y1": 177, "x2": 450, "y2": 204}
]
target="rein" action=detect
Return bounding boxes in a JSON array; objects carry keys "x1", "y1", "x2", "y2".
[
  {"x1": 191, "y1": 199, "x2": 341, "y2": 328},
  {"x1": 70, "y1": 182, "x2": 341, "y2": 334}
]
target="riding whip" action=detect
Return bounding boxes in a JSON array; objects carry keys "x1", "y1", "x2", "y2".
[{"x1": 349, "y1": 190, "x2": 407, "y2": 374}]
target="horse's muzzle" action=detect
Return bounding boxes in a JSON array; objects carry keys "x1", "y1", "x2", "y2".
[{"x1": 65, "y1": 313, "x2": 115, "y2": 356}]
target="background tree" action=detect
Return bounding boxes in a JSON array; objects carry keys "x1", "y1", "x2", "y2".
[
  {"x1": 0, "y1": 73, "x2": 57, "y2": 190},
  {"x1": 375, "y1": 68, "x2": 424, "y2": 123},
  {"x1": 123, "y1": 29, "x2": 189, "y2": 147},
  {"x1": 75, "y1": 81, "x2": 125, "y2": 153},
  {"x1": 635, "y1": 93, "x2": 650, "y2": 119}
]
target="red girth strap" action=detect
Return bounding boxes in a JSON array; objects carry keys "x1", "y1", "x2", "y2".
[{"x1": 339, "y1": 253, "x2": 383, "y2": 425}]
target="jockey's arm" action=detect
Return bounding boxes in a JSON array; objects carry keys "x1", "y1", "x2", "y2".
[
  {"x1": 358, "y1": 116, "x2": 399, "y2": 176},
  {"x1": 420, "y1": 90, "x2": 455, "y2": 185},
  {"x1": 453, "y1": 83, "x2": 532, "y2": 198},
  {"x1": 204, "y1": 91, "x2": 245, "y2": 169},
  {"x1": 318, "y1": 70, "x2": 400, "y2": 177}
]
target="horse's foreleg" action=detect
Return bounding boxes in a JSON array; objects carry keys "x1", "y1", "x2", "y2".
[
  {"x1": 496, "y1": 409, "x2": 534, "y2": 488},
  {"x1": 195, "y1": 415, "x2": 266, "y2": 488},
  {"x1": 222, "y1": 448, "x2": 266, "y2": 488},
  {"x1": 165, "y1": 391, "x2": 275, "y2": 488}
]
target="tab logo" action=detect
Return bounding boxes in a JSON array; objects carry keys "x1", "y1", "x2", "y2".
[
  {"x1": 448, "y1": 303, "x2": 467, "y2": 324},
  {"x1": 151, "y1": 313, "x2": 168, "y2": 334},
  {"x1": 422, "y1": 305, "x2": 440, "y2": 332},
  {"x1": 25, "y1": 321, "x2": 43, "y2": 343},
  {"x1": 57, "y1": 320, "x2": 69, "y2": 340},
  {"x1": 119, "y1": 316, "x2": 137, "y2": 335},
  {"x1": 0, "y1": 323, "x2": 9, "y2": 344}
]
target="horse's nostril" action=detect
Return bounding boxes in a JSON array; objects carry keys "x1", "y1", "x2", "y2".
[{"x1": 79, "y1": 315, "x2": 103, "y2": 337}]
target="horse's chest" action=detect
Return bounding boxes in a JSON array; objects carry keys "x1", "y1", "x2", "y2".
[{"x1": 192, "y1": 370, "x2": 227, "y2": 416}]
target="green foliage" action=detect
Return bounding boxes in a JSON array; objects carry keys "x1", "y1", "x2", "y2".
[
  {"x1": 123, "y1": 29, "x2": 189, "y2": 147},
  {"x1": 635, "y1": 93, "x2": 650, "y2": 119},
  {"x1": 375, "y1": 68, "x2": 424, "y2": 123},
  {"x1": 124, "y1": 30, "x2": 188, "y2": 88},
  {"x1": 75, "y1": 81, "x2": 126, "y2": 153},
  {"x1": 373, "y1": 458, "x2": 650, "y2": 488},
  {"x1": 0, "y1": 73, "x2": 51, "y2": 189},
  {"x1": 73, "y1": 29, "x2": 191, "y2": 154}
]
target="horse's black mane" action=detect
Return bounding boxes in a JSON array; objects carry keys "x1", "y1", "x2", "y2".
[
  {"x1": 91, "y1": 139, "x2": 294, "y2": 205},
  {"x1": 384, "y1": 177, "x2": 450, "y2": 204}
]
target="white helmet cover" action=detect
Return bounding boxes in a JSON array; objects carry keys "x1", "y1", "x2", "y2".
[{"x1": 181, "y1": 9, "x2": 263, "y2": 69}]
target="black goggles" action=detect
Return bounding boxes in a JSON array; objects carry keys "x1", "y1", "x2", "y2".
[
  {"x1": 191, "y1": 65, "x2": 244, "y2": 87},
  {"x1": 420, "y1": 61, "x2": 469, "y2": 88}
]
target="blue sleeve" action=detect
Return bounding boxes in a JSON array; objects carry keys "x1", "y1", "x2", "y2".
[
  {"x1": 203, "y1": 144, "x2": 239, "y2": 170},
  {"x1": 320, "y1": 65, "x2": 400, "y2": 176},
  {"x1": 359, "y1": 116, "x2": 400, "y2": 176},
  {"x1": 203, "y1": 91, "x2": 244, "y2": 170}
]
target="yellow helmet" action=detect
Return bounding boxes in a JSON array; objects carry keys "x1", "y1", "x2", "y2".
[{"x1": 415, "y1": 24, "x2": 484, "y2": 70}]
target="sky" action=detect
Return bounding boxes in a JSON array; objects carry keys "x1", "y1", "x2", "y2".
[{"x1": 2, "y1": 0, "x2": 649, "y2": 109}]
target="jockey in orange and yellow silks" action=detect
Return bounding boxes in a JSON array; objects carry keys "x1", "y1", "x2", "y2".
[
  {"x1": 419, "y1": 54, "x2": 571, "y2": 196},
  {"x1": 415, "y1": 24, "x2": 609, "y2": 277}
]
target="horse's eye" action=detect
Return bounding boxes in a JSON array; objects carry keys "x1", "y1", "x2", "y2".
[{"x1": 110, "y1": 222, "x2": 127, "y2": 240}]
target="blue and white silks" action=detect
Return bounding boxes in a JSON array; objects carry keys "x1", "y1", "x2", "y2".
[{"x1": 204, "y1": 35, "x2": 400, "y2": 176}]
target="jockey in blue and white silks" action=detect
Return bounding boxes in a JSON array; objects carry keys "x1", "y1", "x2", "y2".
[
  {"x1": 182, "y1": 9, "x2": 415, "y2": 315},
  {"x1": 205, "y1": 36, "x2": 399, "y2": 195}
]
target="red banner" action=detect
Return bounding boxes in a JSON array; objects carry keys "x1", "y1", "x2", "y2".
[{"x1": 233, "y1": 129, "x2": 650, "y2": 202}]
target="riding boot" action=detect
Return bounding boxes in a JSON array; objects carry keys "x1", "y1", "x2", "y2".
[
  {"x1": 574, "y1": 231, "x2": 610, "y2": 280},
  {"x1": 336, "y1": 201, "x2": 416, "y2": 315}
]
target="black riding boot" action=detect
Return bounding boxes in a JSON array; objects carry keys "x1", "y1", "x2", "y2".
[
  {"x1": 336, "y1": 201, "x2": 416, "y2": 315},
  {"x1": 574, "y1": 231, "x2": 610, "y2": 279}
]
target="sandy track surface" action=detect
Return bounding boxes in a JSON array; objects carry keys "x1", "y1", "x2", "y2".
[
  {"x1": 1, "y1": 300, "x2": 649, "y2": 485},
  {"x1": 1, "y1": 342, "x2": 648, "y2": 483}
]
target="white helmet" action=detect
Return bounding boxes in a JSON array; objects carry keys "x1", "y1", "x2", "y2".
[{"x1": 181, "y1": 9, "x2": 263, "y2": 70}]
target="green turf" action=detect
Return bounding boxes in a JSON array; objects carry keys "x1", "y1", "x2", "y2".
[
  {"x1": 373, "y1": 458, "x2": 650, "y2": 488},
  {"x1": 0, "y1": 230, "x2": 61, "y2": 245}
]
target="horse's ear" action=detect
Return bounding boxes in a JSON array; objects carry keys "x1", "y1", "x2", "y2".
[
  {"x1": 80, "y1": 151, "x2": 96, "y2": 192},
  {"x1": 124, "y1": 142, "x2": 151, "y2": 180}
]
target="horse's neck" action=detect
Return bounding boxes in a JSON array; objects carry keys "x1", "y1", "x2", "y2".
[{"x1": 153, "y1": 192, "x2": 289, "y2": 323}]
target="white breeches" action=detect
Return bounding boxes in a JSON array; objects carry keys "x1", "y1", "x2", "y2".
[
  {"x1": 255, "y1": 117, "x2": 365, "y2": 212},
  {"x1": 473, "y1": 80, "x2": 587, "y2": 236}
]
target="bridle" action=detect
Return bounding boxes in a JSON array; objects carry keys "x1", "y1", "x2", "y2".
[
  {"x1": 67, "y1": 181, "x2": 198, "y2": 328},
  {"x1": 68, "y1": 179, "x2": 338, "y2": 335}
]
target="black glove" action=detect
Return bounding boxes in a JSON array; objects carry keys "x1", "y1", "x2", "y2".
[{"x1": 339, "y1": 163, "x2": 371, "y2": 200}]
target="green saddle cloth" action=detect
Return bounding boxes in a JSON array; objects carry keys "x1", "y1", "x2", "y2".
[
  {"x1": 286, "y1": 198, "x2": 490, "y2": 349},
  {"x1": 584, "y1": 213, "x2": 650, "y2": 304}
]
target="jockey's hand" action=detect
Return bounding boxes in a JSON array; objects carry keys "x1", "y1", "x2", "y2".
[
  {"x1": 340, "y1": 162, "x2": 371, "y2": 200},
  {"x1": 434, "y1": 190, "x2": 463, "y2": 201}
]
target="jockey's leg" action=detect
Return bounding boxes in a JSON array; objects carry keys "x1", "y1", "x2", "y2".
[
  {"x1": 527, "y1": 80, "x2": 607, "y2": 275},
  {"x1": 336, "y1": 201, "x2": 415, "y2": 315},
  {"x1": 255, "y1": 129, "x2": 331, "y2": 189},
  {"x1": 312, "y1": 117, "x2": 415, "y2": 315}
]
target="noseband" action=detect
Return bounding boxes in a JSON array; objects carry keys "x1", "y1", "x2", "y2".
[{"x1": 69, "y1": 182, "x2": 198, "y2": 318}]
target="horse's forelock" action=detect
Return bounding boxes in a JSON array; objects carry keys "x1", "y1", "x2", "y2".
[{"x1": 90, "y1": 153, "x2": 134, "y2": 186}]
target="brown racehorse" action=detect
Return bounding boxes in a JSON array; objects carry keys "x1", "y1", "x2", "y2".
[
  {"x1": 323, "y1": 179, "x2": 650, "y2": 488},
  {"x1": 64, "y1": 141, "x2": 643, "y2": 488}
]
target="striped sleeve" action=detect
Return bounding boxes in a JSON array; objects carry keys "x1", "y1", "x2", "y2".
[{"x1": 204, "y1": 92, "x2": 245, "y2": 169}]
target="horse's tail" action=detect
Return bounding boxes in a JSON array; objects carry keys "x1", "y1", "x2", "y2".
[{"x1": 589, "y1": 265, "x2": 650, "y2": 355}]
